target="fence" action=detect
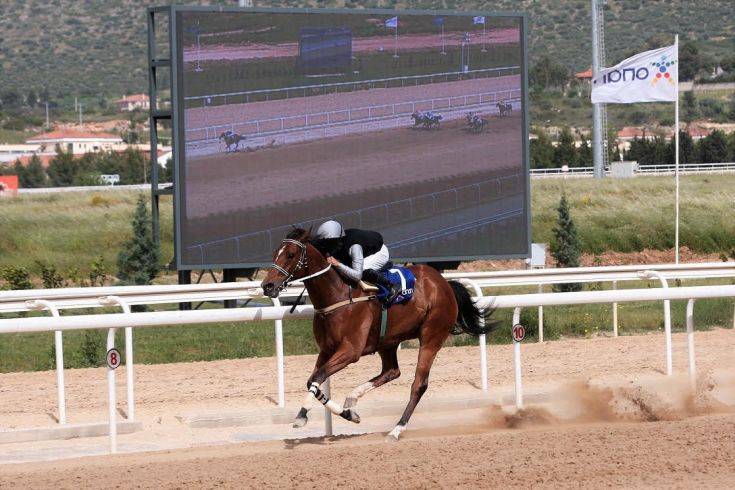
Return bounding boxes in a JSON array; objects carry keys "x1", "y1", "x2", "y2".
[
  {"x1": 530, "y1": 163, "x2": 735, "y2": 178},
  {"x1": 184, "y1": 66, "x2": 521, "y2": 107},
  {"x1": 2, "y1": 262, "x2": 735, "y2": 452},
  {"x1": 185, "y1": 88, "x2": 522, "y2": 145},
  {"x1": 185, "y1": 172, "x2": 524, "y2": 264}
]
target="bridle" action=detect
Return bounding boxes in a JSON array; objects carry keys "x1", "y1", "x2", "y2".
[{"x1": 270, "y1": 238, "x2": 331, "y2": 292}]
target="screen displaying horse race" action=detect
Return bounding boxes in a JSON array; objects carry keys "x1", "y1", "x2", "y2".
[{"x1": 174, "y1": 8, "x2": 529, "y2": 268}]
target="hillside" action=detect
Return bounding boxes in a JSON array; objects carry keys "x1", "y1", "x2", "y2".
[{"x1": 0, "y1": 0, "x2": 733, "y2": 108}]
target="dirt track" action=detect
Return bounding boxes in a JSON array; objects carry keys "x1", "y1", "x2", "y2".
[{"x1": 0, "y1": 329, "x2": 734, "y2": 488}]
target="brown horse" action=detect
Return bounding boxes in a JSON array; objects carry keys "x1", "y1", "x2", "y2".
[{"x1": 261, "y1": 228, "x2": 495, "y2": 441}]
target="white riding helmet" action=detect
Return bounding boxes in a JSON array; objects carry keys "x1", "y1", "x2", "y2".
[{"x1": 315, "y1": 220, "x2": 344, "y2": 240}]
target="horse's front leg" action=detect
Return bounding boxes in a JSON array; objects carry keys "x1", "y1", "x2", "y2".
[
  {"x1": 343, "y1": 346, "x2": 400, "y2": 411},
  {"x1": 293, "y1": 350, "x2": 328, "y2": 428},
  {"x1": 299, "y1": 341, "x2": 363, "y2": 426}
]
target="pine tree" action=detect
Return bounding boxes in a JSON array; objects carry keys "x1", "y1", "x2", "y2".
[
  {"x1": 24, "y1": 154, "x2": 47, "y2": 188},
  {"x1": 117, "y1": 196, "x2": 160, "y2": 285},
  {"x1": 553, "y1": 127, "x2": 578, "y2": 168},
  {"x1": 551, "y1": 194, "x2": 582, "y2": 292}
]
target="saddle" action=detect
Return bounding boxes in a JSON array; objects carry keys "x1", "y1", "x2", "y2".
[{"x1": 362, "y1": 267, "x2": 415, "y2": 307}]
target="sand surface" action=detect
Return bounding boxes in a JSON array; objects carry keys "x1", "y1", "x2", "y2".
[{"x1": 1, "y1": 328, "x2": 734, "y2": 488}]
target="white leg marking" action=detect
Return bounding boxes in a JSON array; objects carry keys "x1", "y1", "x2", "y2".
[
  {"x1": 386, "y1": 424, "x2": 406, "y2": 441},
  {"x1": 348, "y1": 382, "x2": 376, "y2": 401}
]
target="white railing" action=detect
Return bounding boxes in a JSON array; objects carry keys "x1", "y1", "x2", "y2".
[
  {"x1": 186, "y1": 88, "x2": 522, "y2": 144},
  {"x1": 184, "y1": 66, "x2": 521, "y2": 106},
  {"x1": 530, "y1": 163, "x2": 735, "y2": 178},
  {"x1": 1, "y1": 278, "x2": 734, "y2": 453}
]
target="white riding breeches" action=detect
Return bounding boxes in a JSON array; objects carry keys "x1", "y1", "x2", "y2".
[{"x1": 363, "y1": 244, "x2": 390, "y2": 271}]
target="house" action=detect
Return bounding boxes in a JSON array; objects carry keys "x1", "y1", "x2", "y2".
[
  {"x1": 0, "y1": 175, "x2": 19, "y2": 197},
  {"x1": 26, "y1": 130, "x2": 123, "y2": 155},
  {"x1": 574, "y1": 68, "x2": 593, "y2": 81},
  {"x1": 114, "y1": 94, "x2": 150, "y2": 112}
]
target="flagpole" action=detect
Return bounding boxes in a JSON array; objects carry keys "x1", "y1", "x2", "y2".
[
  {"x1": 674, "y1": 34, "x2": 680, "y2": 264},
  {"x1": 393, "y1": 22, "x2": 399, "y2": 58}
]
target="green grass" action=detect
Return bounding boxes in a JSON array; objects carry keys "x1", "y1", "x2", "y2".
[
  {"x1": 2, "y1": 175, "x2": 735, "y2": 373},
  {"x1": 2, "y1": 175, "x2": 734, "y2": 275}
]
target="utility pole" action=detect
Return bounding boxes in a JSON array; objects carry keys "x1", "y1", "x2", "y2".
[
  {"x1": 78, "y1": 103, "x2": 83, "y2": 126},
  {"x1": 45, "y1": 102, "x2": 50, "y2": 129},
  {"x1": 591, "y1": 0, "x2": 608, "y2": 179}
]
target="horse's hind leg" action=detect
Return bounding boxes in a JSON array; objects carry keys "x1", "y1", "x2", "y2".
[
  {"x1": 344, "y1": 346, "x2": 400, "y2": 411},
  {"x1": 387, "y1": 320, "x2": 450, "y2": 441}
]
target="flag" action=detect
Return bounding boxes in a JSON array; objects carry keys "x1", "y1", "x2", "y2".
[
  {"x1": 433, "y1": 16, "x2": 445, "y2": 26},
  {"x1": 385, "y1": 16, "x2": 398, "y2": 28},
  {"x1": 473, "y1": 16, "x2": 485, "y2": 25},
  {"x1": 591, "y1": 44, "x2": 678, "y2": 104}
]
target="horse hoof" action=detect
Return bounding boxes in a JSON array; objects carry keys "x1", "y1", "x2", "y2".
[
  {"x1": 385, "y1": 425, "x2": 405, "y2": 442},
  {"x1": 341, "y1": 408, "x2": 360, "y2": 424},
  {"x1": 293, "y1": 417, "x2": 308, "y2": 428},
  {"x1": 384, "y1": 433, "x2": 400, "y2": 443}
]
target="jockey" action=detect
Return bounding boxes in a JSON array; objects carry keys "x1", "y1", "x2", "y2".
[{"x1": 314, "y1": 220, "x2": 401, "y2": 304}]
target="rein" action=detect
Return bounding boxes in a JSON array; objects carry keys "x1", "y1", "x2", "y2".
[{"x1": 270, "y1": 237, "x2": 377, "y2": 314}]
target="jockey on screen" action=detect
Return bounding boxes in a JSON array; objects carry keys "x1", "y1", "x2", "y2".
[{"x1": 314, "y1": 220, "x2": 401, "y2": 304}]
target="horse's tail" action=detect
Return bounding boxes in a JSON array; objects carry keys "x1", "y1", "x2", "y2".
[{"x1": 448, "y1": 281, "x2": 498, "y2": 336}]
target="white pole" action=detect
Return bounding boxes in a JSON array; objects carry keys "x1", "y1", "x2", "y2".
[
  {"x1": 107, "y1": 328, "x2": 117, "y2": 454},
  {"x1": 124, "y1": 327, "x2": 134, "y2": 421},
  {"x1": 323, "y1": 377, "x2": 333, "y2": 436},
  {"x1": 512, "y1": 307, "x2": 523, "y2": 409},
  {"x1": 612, "y1": 280, "x2": 619, "y2": 337},
  {"x1": 393, "y1": 24, "x2": 399, "y2": 58},
  {"x1": 54, "y1": 330, "x2": 66, "y2": 424},
  {"x1": 639, "y1": 271, "x2": 673, "y2": 375},
  {"x1": 271, "y1": 298, "x2": 286, "y2": 408},
  {"x1": 685, "y1": 299, "x2": 696, "y2": 388},
  {"x1": 674, "y1": 34, "x2": 681, "y2": 264},
  {"x1": 537, "y1": 283, "x2": 544, "y2": 342},
  {"x1": 31, "y1": 300, "x2": 66, "y2": 425}
]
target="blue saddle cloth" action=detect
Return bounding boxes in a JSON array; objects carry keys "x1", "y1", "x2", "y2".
[{"x1": 376, "y1": 267, "x2": 415, "y2": 306}]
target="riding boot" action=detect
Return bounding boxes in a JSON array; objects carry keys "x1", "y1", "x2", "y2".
[{"x1": 363, "y1": 269, "x2": 401, "y2": 306}]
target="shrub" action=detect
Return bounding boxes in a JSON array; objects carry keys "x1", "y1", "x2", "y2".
[
  {"x1": 551, "y1": 194, "x2": 582, "y2": 292},
  {"x1": 117, "y1": 196, "x2": 160, "y2": 285},
  {"x1": 0, "y1": 266, "x2": 32, "y2": 290}
]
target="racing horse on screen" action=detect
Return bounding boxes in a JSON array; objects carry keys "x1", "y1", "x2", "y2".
[
  {"x1": 261, "y1": 229, "x2": 496, "y2": 441},
  {"x1": 219, "y1": 130, "x2": 246, "y2": 152}
]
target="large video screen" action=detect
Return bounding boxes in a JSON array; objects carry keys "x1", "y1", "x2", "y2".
[{"x1": 174, "y1": 8, "x2": 529, "y2": 268}]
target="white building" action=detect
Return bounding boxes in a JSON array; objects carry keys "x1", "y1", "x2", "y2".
[
  {"x1": 26, "y1": 130, "x2": 123, "y2": 155},
  {"x1": 114, "y1": 94, "x2": 150, "y2": 112}
]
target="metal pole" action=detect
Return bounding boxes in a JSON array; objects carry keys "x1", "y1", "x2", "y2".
[
  {"x1": 591, "y1": 0, "x2": 605, "y2": 179},
  {"x1": 685, "y1": 299, "x2": 696, "y2": 388},
  {"x1": 323, "y1": 377, "x2": 333, "y2": 436},
  {"x1": 612, "y1": 280, "x2": 619, "y2": 336},
  {"x1": 107, "y1": 328, "x2": 118, "y2": 454},
  {"x1": 537, "y1": 283, "x2": 544, "y2": 342},
  {"x1": 27, "y1": 300, "x2": 66, "y2": 424},
  {"x1": 639, "y1": 271, "x2": 673, "y2": 376},
  {"x1": 271, "y1": 298, "x2": 286, "y2": 408},
  {"x1": 674, "y1": 34, "x2": 680, "y2": 264},
  {"x1": 99, "y1": 296, "x2": 136, "y2": 421},
  {"x1": 512, "y1": 307, "x2": 523, "y2": 409}
]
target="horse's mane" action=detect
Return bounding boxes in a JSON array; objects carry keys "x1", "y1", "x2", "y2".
[{"x1": 285, "y1": 227, "x2": 311, "y2": 241}]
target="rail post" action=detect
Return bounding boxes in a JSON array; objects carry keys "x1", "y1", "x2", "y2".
[
  {"x1": 512, "y1": 307, "x2": 523, "y2": 409},
  {"x1": 459, "y1": 279, "x2": 489, "y2": 393},
  {"x1": 323, "y1": 377, "x2": 333, "y2": 437},
  {"x1": 107, "y1": 327, "x2": 118, "y2": 454},
  {"x1": 25, "y1": 300, "x2": 66, "y2": 425},
  {"x1": 99, "y1": 296, "x2": 136, "y2": 421},
  {"x1": 638, "y1": 271, "x2": 673, "y2": 375},
  {"x1": 686, "y1": 299, "x2": 696, "y2": 388},
  {"x1": 537, "y1": 283, "x2": 544, "y2": 342},
  {"x1": 271, "y1": 297, "x2": 286, "y2": 408},
  {"x1": 612, "y1": 280, "x2": 619, "y2": 336}
]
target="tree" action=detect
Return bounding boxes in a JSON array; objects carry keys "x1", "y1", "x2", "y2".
[
  {"x1": 698, "y1": 130, "x2": 728, "y2": 163},
  {"x1": 677, "y1": 131, "x2": 696, "y2": 164},
  {"x1": 46, "y1": 146, "x2": 78, "y2": 186},
  {"x1": 577, "y1": 139, "x2": 593, "y2": 166},
  {"x1": 530, "y1": 131, "x2": 555, "y2": 168},
  {"x1": 530, "y1": 55, "x2": 569, "y2": 90},
  {"x1": 679, "y1": 41, "x2": 702, "y2": 81},
  {"x1": 550, "y1": 195, "x2": 582, "y2": 292},
  {"x1": 553, "y1": 127, "x2": 578, "y2": 167},
  {"x1": 682, "y1": 91, "x2": 699, "y2": 123},
  {"x1": 117, "y1": 196, "x2": 160, "y2": 285},
  {"x1": 22, "y1": 155, "x2": 47, "y2": 188}
]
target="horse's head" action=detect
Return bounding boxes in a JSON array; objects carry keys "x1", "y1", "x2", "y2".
[
  {"x1": 218, "y1": 132, "x2": 227, "y2": 140},
  {"x1": 261, "y1": 228, "x2": 318, "y2": 298}
]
